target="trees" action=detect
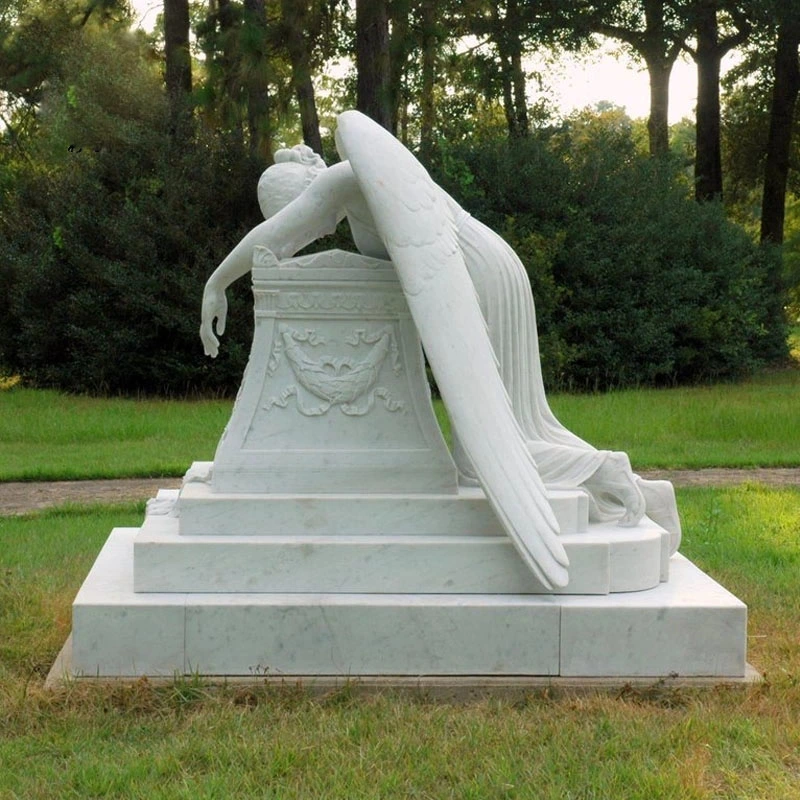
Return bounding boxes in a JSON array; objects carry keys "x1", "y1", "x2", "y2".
[
  {"x1": 243, "y1": 0, "x2": 271, "y2": 159},
  {"x1": 683, "y1": 0, "x2": 751, "y2": 201},
  {"x1": 580, "y1": 0, "x2": 694, "y2": 157},
  {"x1": 195, "y1": 0, "x2": 280, "y2": 158},
  {"x1": 0, "y1": 0, "x2": 791, "y2": 394},
  {"x1": 279, "y1": 0, "x2": 339, "y2": 156},
  {"x1": 355, "y1": 0, "x2": 391, "y2": 128},
  {"x1": 427, "y1": 113, "x2": 786, "y2": 390},
  {"x1": 721, "y1": 3, "x2": 800, "y2": 247},
  {"x1": 163, "y1": 0, "x2": 191, "y2": 129},
  {"x1": 761, "y1": 5, "x2": 800, "y2": 245}
]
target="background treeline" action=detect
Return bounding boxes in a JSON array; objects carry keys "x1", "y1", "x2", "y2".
[{"x1": 0, "y1": 0, "x2": 797, "y2": 395}]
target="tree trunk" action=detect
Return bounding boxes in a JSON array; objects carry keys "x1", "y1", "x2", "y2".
[
  {"x1": 217, "y1": 0, "x2": 243, "y2": 145},
  {"x1": 281, "y1": 0, "x2": 324, "y2": 156},
  {"x1": 355, "y1": 0, "x2": 391, "y2": 129},
  {"x1": 761, "y1": 10, "x2": 800, "y2": 245},
  {"x1": 163, "y1": 0, "x2": 192, "y2": 128},
  {"x1": 388, "y1": 0, "x2": 411, "y2": 135},
  {"x1": 244, "y1": 0, "x2": 272, "y2": 161},
  {"x1": 507, "y1": 0, "x2": 528, "y2": 137},
  {"x1": 499, "y1": 52, "x2": 517, "y2": 137},
  {"x1": 296, "y1": 74, "x2": 324, "y2": 156},
  {"x1": 694, "y1": 1, "x2": 723, "y2": 201},
  {"x1": 491, "y1": 5, "x2": 518, "y2": 138},
  {"x1": 400, "y1": 92, "x2": 409, "y2": 145},
  {"x1": 419, "y1": 0, "x2": 436, "y2": 162},
  {"x1": 645, "y1": 56, "x2": 672, "y2": 157}
]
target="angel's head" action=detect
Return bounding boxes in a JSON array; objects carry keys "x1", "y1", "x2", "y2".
[{"x1": 257, "y1": 144, "x2": 327, "y2": 219}]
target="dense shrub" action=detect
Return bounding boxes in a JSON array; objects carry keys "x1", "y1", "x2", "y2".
[
  {"x1": 430, "y1": 115, "x2": 787, "y2": 391},
  {"x1": 1, "y1": 81, "x2": 788, "y2": 395},
  {"x1": 0, "y1": 27, "x2": 265, "y2": 395},
  {"x1": 0, "y1": 126, "x2": 264, "y2": 395}
]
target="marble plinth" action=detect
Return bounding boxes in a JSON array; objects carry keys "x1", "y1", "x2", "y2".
[
  {"x1": 134, "y1": 505, "x2": 668, "y2": 595},
  {"x1": 210, "y1": 249, "x2": 459, "y2": 496},
  {"x1": 70, "y1": 528, "x2": 747, "y2": 679},
  {"x1": 178, "y1": 474, "x2": 590, "y2": 537}
]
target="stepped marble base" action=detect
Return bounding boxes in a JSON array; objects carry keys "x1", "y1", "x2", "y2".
[
  {"x1": 70, "y1": 527, "x2": 747, "y2": 679},
  {"x1": 135, "y1": 487, "x2": 669, "y2": 595}
]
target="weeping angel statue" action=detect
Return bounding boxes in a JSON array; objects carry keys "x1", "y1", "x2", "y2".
[{"x1": 200, "y1": 110, "x2": 680, "y2": 590}]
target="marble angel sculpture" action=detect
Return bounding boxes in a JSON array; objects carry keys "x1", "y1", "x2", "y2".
[{"x1": 200, "y1": 110, "x2": 681, "y2": 590}]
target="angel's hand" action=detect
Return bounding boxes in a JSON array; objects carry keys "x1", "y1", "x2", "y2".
[{"x1": 200, "y1": 281, "x2": 228, "y2": 358}]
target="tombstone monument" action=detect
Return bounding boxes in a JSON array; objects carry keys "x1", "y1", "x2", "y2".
[{"x1": 65, "y1": 112, "x2": 750, "y2": 682}]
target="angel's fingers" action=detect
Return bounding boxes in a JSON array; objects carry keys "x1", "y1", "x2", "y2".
[{"x1": 199, "y1": 323, "x2": 219, "y2": 358}]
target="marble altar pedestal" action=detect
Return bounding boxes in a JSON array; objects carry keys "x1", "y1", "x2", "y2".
[{"x1": 67, "y1": 250, "x2": 750, "y2": 682}]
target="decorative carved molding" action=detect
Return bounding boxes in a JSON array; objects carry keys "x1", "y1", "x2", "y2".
[
  {"x1": 276, "y1": 291, "x2": 407, "y2": 315},
  {"x1": 253, "y1": 290, "x2": 279, "y2": 312},
  {"x1": 278, "y1": 249, "x2": 391, "y2": 271},
  {"x1": 267, "y1": 328, "x2": 326, "y2": 377},
  {"x1": 264, "y1": 325, "x2": 405, "y2": 417}
]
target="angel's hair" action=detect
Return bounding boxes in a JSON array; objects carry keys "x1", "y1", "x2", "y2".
[{"x1": 257, "y1": 144, "x2": 327, "y2": 220}]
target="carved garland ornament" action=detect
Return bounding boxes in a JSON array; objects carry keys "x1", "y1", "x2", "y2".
[{"x1": 264, "y1": 325, "x2": 405, "y2": 417}]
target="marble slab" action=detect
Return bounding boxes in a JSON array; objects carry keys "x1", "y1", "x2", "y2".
[
  {"x1": 178, "y1": 475, "x2": 590, "y2": 537},
  {"x1": 71, "y1": 528, "x2": 186, "y2": 677},
  {"x1": 184, "y1": 598, "x2": 560, "y2": 676},
  {"x1": 72, "y1": 528, "x2": 748, "y2": 679},
  {"x1": 134, "y1": 512, "x2": 668, "y2": 595},
  {"x1": 559, "y1": 554, "x2": 747, "y2": 677}
]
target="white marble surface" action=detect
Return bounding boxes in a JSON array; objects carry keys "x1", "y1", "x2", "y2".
[
  {"x1": 211, "y1": 252, "x2": 459, "y2": 497},
  {"x1": 185, "y1": 598, "x2": 560, "y2": 676},
  {"x1": 199, "y1": 114, "x2": 682, "y2": 587},
  {"x1": 559, "y1": 554, "x2": 747, "y2": 677},
  {"x1": 178, "y1": 475, "x2": 589, "y2": 537},
  {"x1": 135, "y1": 512, "x2": 670, "y2": 595},
  {"x1": 72, "y1": 528, "x2": 747, "y2": 678},
  {"x1": 71, "y1": 528, "x2": 186, "y2": 677}
]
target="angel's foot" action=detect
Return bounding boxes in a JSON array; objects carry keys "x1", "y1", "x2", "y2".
[
  {"x1": 636, "y1": 477, "x2": 682, "y2": 553},
  {"x1": 584, "y1": 452, "x2": 646, "y2": 527}
]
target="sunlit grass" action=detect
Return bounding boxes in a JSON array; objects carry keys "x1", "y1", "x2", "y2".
[
  {"x1": 789, "y1": 326, "x2": 800, "y2": 363},
  {"x1": 1, "y1": 487, "x2": 799, "y2": 798},
  {"x1": 0, "y1": 389, "x2": 231, "y2": 481},
  {"x1": 548, "y1": 369, "x2": 800, "y2": 469},
  {"x1": 2, "y1": 369, "x2": 799, "y2": 481}
]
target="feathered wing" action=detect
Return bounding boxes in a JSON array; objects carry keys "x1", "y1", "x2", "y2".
[{"x1": 335, "y1": 110, "x2": 569, "y2": 589}]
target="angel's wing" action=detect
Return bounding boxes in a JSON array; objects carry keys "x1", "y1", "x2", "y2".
[{"x1": 335, "y1": 111, "x2": 569, "y2": 589}]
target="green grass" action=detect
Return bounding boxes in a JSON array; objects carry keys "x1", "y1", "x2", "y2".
[
  {"x1": 1, "y1": 488, "x2": 800, "y2": 798},
  {"x1": 0, "y1": 389, "x2": 232, "y2": 481},
  {"x1": 548, "y1": 369, "x2": 800, "y2": 469},
  {"x1": 2, "y1": 368, "x2": 799, "y2": 480}
]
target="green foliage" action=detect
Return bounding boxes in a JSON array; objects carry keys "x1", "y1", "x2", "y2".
[
  {"x1": 0, "y1": 24, "x2": 265, "y2": 395},
  {"x1": 430, "y1": 110, "x2": 788, "y2": 392},
  {"x1": 0, "y1": 7, "x2": 789, "y2": 396},
  {"x1": 555, "y1": 155, "x2": 787, "y2": 388}
]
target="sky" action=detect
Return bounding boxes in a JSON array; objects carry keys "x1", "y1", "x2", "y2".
[{"x1": 128, "y1": 1, "x2": 714, "y2": 125}]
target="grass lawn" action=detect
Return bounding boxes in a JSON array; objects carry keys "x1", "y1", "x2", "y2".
[
  {"x1": 0, "y1": 389, "x2": 232, "y2": 481},
  {"x1": 1, "y1": 367, "x2": 799, "y2": 796},
  {"x1": 548, "y1": 368, "x2": 800, "y2": 469},
  {"x1": 1, "y1": 486, "x2": 799, "y2": 798},
  {"x1": 1, "y1": 368, "x2": 800, "y2": 481}
]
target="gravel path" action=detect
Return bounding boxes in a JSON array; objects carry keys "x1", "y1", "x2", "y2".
[{"x1": 1, "y1": 469, "x2": 798, "y2": 516}]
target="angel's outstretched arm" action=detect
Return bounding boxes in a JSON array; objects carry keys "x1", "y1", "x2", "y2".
[{"x1": 201, "y1": 162, "x2": 357, "y2": 357}]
